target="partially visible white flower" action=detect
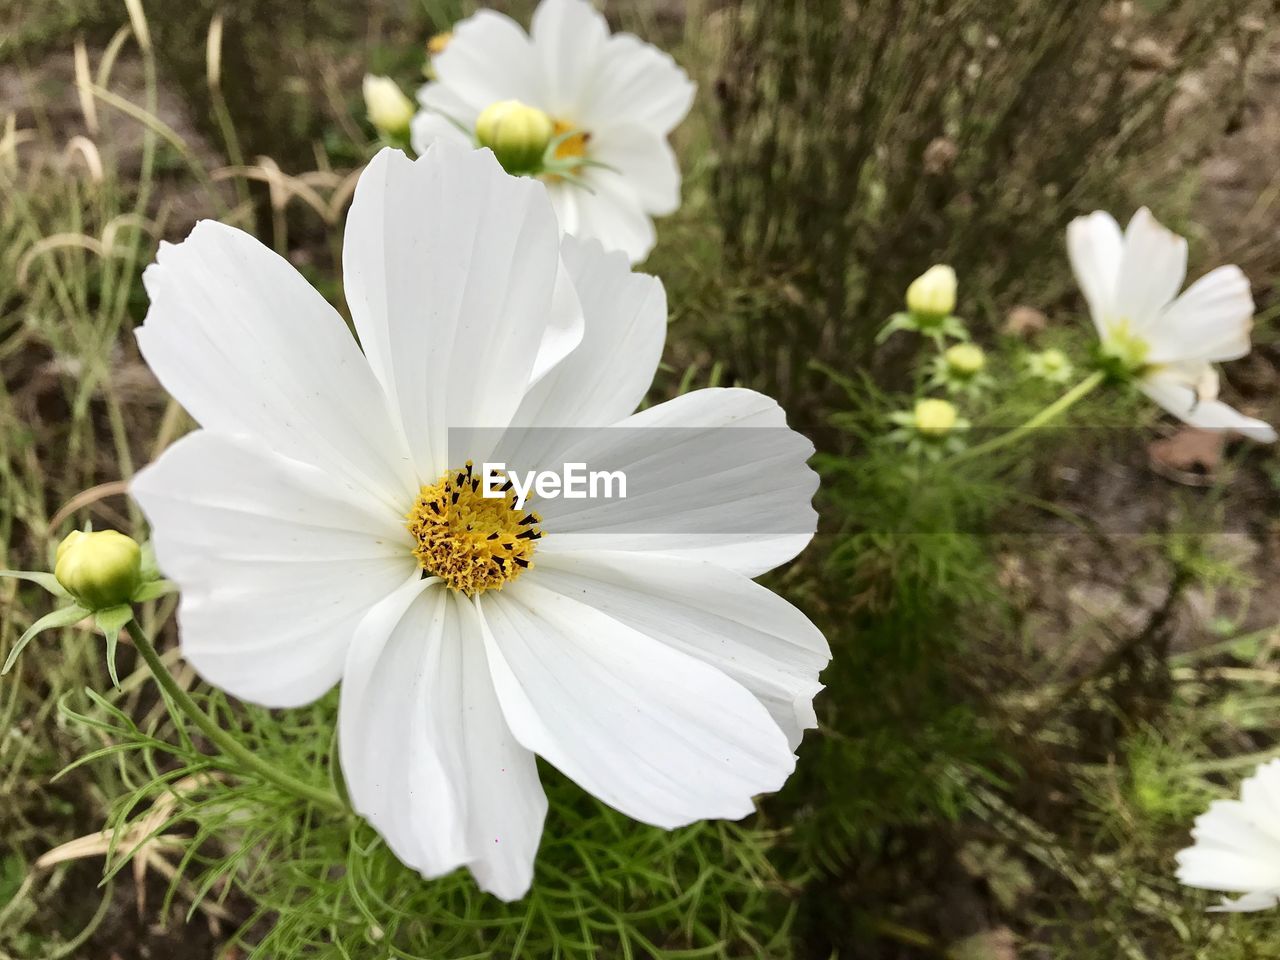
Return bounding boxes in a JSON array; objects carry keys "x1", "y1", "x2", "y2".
[
  {"x1": 130, "y1": 143, "x2": 826, "y2": 902},
  {"x1": 1176, "y1": 759, "x2": 1280, "y2": 912},
  {"x1": 363, "y1": 75, "x2": 416, "y2": 140},
  {"x1": 410, "y1": 0, "x2": 695, "y2": 263},
  {"x1": 1067, "y1": 208, "x2": 1275, "y2": 442}
]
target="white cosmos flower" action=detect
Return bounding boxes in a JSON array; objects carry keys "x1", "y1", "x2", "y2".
[
  {"x1": 1067, "y1": 207, "x2": 1275, "y2": 442},
  {"x1": 1176, "y1": 759, "x2": 1280, "y2": 912},
  {"x1": 130, "y1": 143, "x2": 827, "y2": 901},
  {"x1": 411, "y1": 0, "x2": 695, "y2": 264}
]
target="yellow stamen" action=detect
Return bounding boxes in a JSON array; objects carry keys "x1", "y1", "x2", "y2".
[
  {"x1": 552, "y1": 119, "x2": 590, "y2": 162},
  {"x1": 406, "y1": 462, "x2": 540, "y2": 596}
]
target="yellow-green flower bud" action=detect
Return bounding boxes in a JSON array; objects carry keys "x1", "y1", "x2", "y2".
[
  {"x1": 427, "y1": 31, "x2": 452, "y2": 57},
  {"x1": 54, "y1": 530, "x2": 142, "y2": 610},
  {"x1": 913, "y1": 398, "x2": 959, "y2": 437},
  {"x1": 363, "y1": 75, "x2": 416, "y2": 139},
  {"x1": 906, "y1": 265, "x2": 957, "y2": 319},
  {"x1": 1026, "y1": 348, "x2": 1073, "y2": 383},
  {"x1": 475, "y1": 100, "x2": 554, "y2": 174},
  {"x1": 944, "y1": 343, "x2": 986, "y2": 377}
]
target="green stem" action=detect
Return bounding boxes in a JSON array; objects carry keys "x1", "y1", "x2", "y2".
[
  {"x1": 948, "y1": 369, "x2": 1105, "y2": 465},
  {"x1": 125, "y1": 619, "x2": 345, "y2": 813}
]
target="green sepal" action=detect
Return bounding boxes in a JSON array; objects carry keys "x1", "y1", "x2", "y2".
[
  {"x1": 130, "y1": 579, "x2": 178, "y2": 603},
  {"x1": 0, "y1": 569, "x2": 70, "y2": 599},
  {"x1": 93, "y1": 604, "x2": 134, "y2": 688},
  {"x1": 138, "y1": 540, "x2": 161, "y2": 583},
  {"x1": 876, "y1": 311, "x2": 970, "y2": 344},
  {"x1": 2, "y1": 604, "x2": 91, "y2": 674}
]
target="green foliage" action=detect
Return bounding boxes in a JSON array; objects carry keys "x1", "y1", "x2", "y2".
[
  {"x1": 706, "y1": 0, "x2": 1261, "y2": 409},
  {"x1": 60, "y1": 686, "x2": 796, "y2": 960},
  {"x1": 3, "y1": 1, "x2": 1280, "y2": 958}
]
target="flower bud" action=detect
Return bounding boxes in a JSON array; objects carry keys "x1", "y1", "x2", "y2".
[
  {"x1": 913, "y1": 398, "x2": 959, "y2": 437},
  {"x1": 1026, "y1": 348, "x2": 1073, "y2": 383},
  {"x1": 363, "y1": 75, "x2": 416, "y2": 139},
  {"x1": 427, "y1": 31, "x2": 452, "y2": 57},
  {"x1": 54, "y1": 530, "x2": 142, "y2": 610},
  {"x1": 944, "y1": 343, "x2": 986, "y2": 377},
  {"x1": 475, "y1": 100, "x2": 554, "y2": 174},
  {"x1": 906, "y1": 265, "x2": 957, "y2": 319}
]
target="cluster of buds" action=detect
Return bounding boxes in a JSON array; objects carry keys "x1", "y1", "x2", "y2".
[{"x1": 882, "y1": 264, "x2": 975, "y2": 457}]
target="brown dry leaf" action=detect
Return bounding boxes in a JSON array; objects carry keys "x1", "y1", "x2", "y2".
[
  {"x1": 1003, "y1": 306, "x2": 1047, "y2": 337},
  {"x1": 1148, "y1": 427, "x2": 1224, "y2": 485},
  {"x1": 35, "y1": 774, "x2": 233, "y2": 922}
]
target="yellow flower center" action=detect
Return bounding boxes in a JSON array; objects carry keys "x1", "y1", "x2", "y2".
[
  {"x1": 540, "y1": 119, "x2": 591, "y2": 183},
  {"x1": 406, "y1": 462, "x2": 541, "y2": 596},
  {"x1": 552, "y1": 119, "x2": 590, "y2": 162}
]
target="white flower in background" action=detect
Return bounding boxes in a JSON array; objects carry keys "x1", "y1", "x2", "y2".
[
  {"x1": 410, "y1": 0, "x2": 695, "y2": 263},
  {"x1": 131, "y1": 144, "x2": 827, "y2": 901},
  {"x1": 1176, "y1": 759, "x2": 1280, "y2": 911},
  {"x1": 1067, "y1": 207, "x2": 1276, "y2": 442}
]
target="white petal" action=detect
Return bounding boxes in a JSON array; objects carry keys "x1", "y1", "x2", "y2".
[
  {"x1": 592, "y1": 124, "x2": 682, "y2": 215},
  {"x1": 501, "y1": 234, "x2": 665, "y2": 465},
  {"x1": 131, "y1": 432, "x2": 416, "y2": 707},
  {"x1": 1210, "y1": 890, "x2": 1280, "y2": 912},
  {"x1": 431, "y1": 9, "x2": 541, "y2": 112},
  {"x1": 530, "y1": 0, "x2": 610, "y2": 119},
  {"x1": 136, "y1": 220, "x2": 415, "y2": 510},
  {"x1": 409, "y1": 102, "x2": 475, "y2": 156},
  {"x1": 1066, "y1": 210, "x2": 1123, "y2": 335},
  {"x1": 340, "y1": 580, "x2": 547, "y2": 899},
  {"x1": 1153, "y1": 265, "x2": 1254, "y2": 364},
  {"x1": 342, "y1": 145, "x2": 583, "y2": 478},
  {"x1": 567, "y1": 168, "x2": 657, "y2": 262},
  {"x1": 579, "y1": 32, "x2": 695, "y2": 136},
  {"x1": 534, "y1": 387, "x2": 818, "y2": 577},
  {"x1": 1116, "y1": 207, "x2": 1187, "y2": 326},
  {"x1": 543, "y1": 179, "x2": 581, "y2": 237},
  {"x1": 476, "y1": 581, "x2": 796, "y2": 829},
  {"x1": 1241, "y1": 759, "x2": 1280, "y2": 838},
  {"x1": 1140, "y1": 372, "x2": 1276, "y2": 442},
  {"x1": 533, "y1": 550, "x2": 829, "y2": 749}
]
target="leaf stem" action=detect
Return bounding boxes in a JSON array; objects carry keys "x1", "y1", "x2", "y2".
[
  {"x1": 125, "y1": 619, "x2": 346, "y2": 813},
  {"x1": 948, "y1": 369, "x2": 1106, "y2": 465}
]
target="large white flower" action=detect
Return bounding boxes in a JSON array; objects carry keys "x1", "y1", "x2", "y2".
[
  {"x1": 411, "y1": 0, "x2": 695, "y2": 264},
  {"x1": 1176, "y1": 759, "x2": 1280, "y2": 912},
  {"x1": 130, "y1": 143, "x2": 827, "y2": 901},
  {"x1": 1067, "y1": 207, "x2": 1275, "y2": 442}
]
